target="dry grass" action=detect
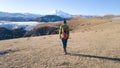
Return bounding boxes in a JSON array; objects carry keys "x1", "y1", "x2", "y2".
[{"x1": 0, "y1": 18, "x2": 120, "y2": 68}]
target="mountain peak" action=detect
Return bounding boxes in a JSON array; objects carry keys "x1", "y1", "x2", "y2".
[{"x1": 48, "y1": 10, "x2": 72, "y2": 18}]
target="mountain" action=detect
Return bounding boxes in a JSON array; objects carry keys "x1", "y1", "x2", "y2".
[
  {"x1": 35, "y1": 10, "x2": 72, "y2": 22},
  {"x1": 0, "y1": 11, "x2": 41, "y2": 18},
  {"x1": 0, "y1": 11, "x2": 41, "y2": 21},
  {"x1": 48, "y1": 10, "x2": 72, "y2": 18},
  {"x1": 35, "y1": 15, "x2": 65, "y2": 22},
  {"x1": 0, "y1": 11, "x2": 72, "y2": 22},
  {"x1": 55, "y1": 10, "x2": 72, "y2": 18}
]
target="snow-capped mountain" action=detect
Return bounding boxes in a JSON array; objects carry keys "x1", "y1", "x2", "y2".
[
  {"x1": 0, "y1": 11, "x2": 42, "y2": 21},
  {"x1": 0, "y1": 11, "x2": 41, "y2": 18},
  {"x1": 48, "y1": 10, "x2": 72, "y2": 18}
]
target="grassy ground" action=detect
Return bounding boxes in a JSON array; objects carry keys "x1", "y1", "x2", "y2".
[{"x1": 0, "y1": 18, "x2": 120, "y2": 68}]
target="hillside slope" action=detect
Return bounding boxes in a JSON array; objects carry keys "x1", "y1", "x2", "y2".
[{"x1": 0, "y1": 20, "x2": 120, "y2": 68}]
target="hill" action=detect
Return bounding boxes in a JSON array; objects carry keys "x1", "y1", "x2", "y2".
[
  {"x1": 0, "y1": 17, "x2": 120, "y2": 68},
  {"x1": 35, "y1": 15, "x2": 66, "y2": 22},
  {"x1": 0, "y1": 17, "x2": 103, "y2": 40}
]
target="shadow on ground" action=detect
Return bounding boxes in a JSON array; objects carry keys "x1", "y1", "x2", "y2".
[
  {"x1": 0, "y1": 49, "x2": 18, "y2": 56},
  {"x1": 68, "y1": 53, "x2": 120, "y2": 62}
]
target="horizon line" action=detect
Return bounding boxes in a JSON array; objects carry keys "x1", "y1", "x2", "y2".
[{"x1": 0, "y1": 10, "x2": 120, "y2": 16}]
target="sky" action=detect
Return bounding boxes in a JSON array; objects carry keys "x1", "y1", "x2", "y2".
[{"x1": 0, "y1": 0, "x2": 120, "y2": 15}]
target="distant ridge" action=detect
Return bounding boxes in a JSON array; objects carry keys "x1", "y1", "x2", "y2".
[
  {"x1": 0, "y1": 11, "x2": 41, "y2": 21},
  {"x1": 0, "y1": 11, "x2": 72, "y2": 22}
]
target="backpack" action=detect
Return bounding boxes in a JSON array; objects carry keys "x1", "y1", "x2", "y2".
[{"x1": 61, "y1": 27, "x2": 68, "y2": 39}]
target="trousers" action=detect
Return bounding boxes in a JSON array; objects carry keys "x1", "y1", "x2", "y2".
[{"x1": 61, "y1": 39, "x2": 68, "y2": 48}]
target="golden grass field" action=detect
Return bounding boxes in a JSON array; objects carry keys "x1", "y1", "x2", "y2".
[{"x1": 0, "y1": 18, "x2": 120, "y2": 68}]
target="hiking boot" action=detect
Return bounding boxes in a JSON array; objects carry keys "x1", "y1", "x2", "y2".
[{"x1": 64, "y1": 52, "x2": 67, "y2": 55}]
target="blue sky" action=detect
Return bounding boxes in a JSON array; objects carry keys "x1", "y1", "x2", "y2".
[{"x1": 0, "y1": 0, "x2": 120, "y2": 15}]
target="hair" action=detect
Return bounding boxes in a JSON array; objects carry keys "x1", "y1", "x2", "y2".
[{"x1": 64, "y1": 20, "x2": 67, "y2": 24}]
